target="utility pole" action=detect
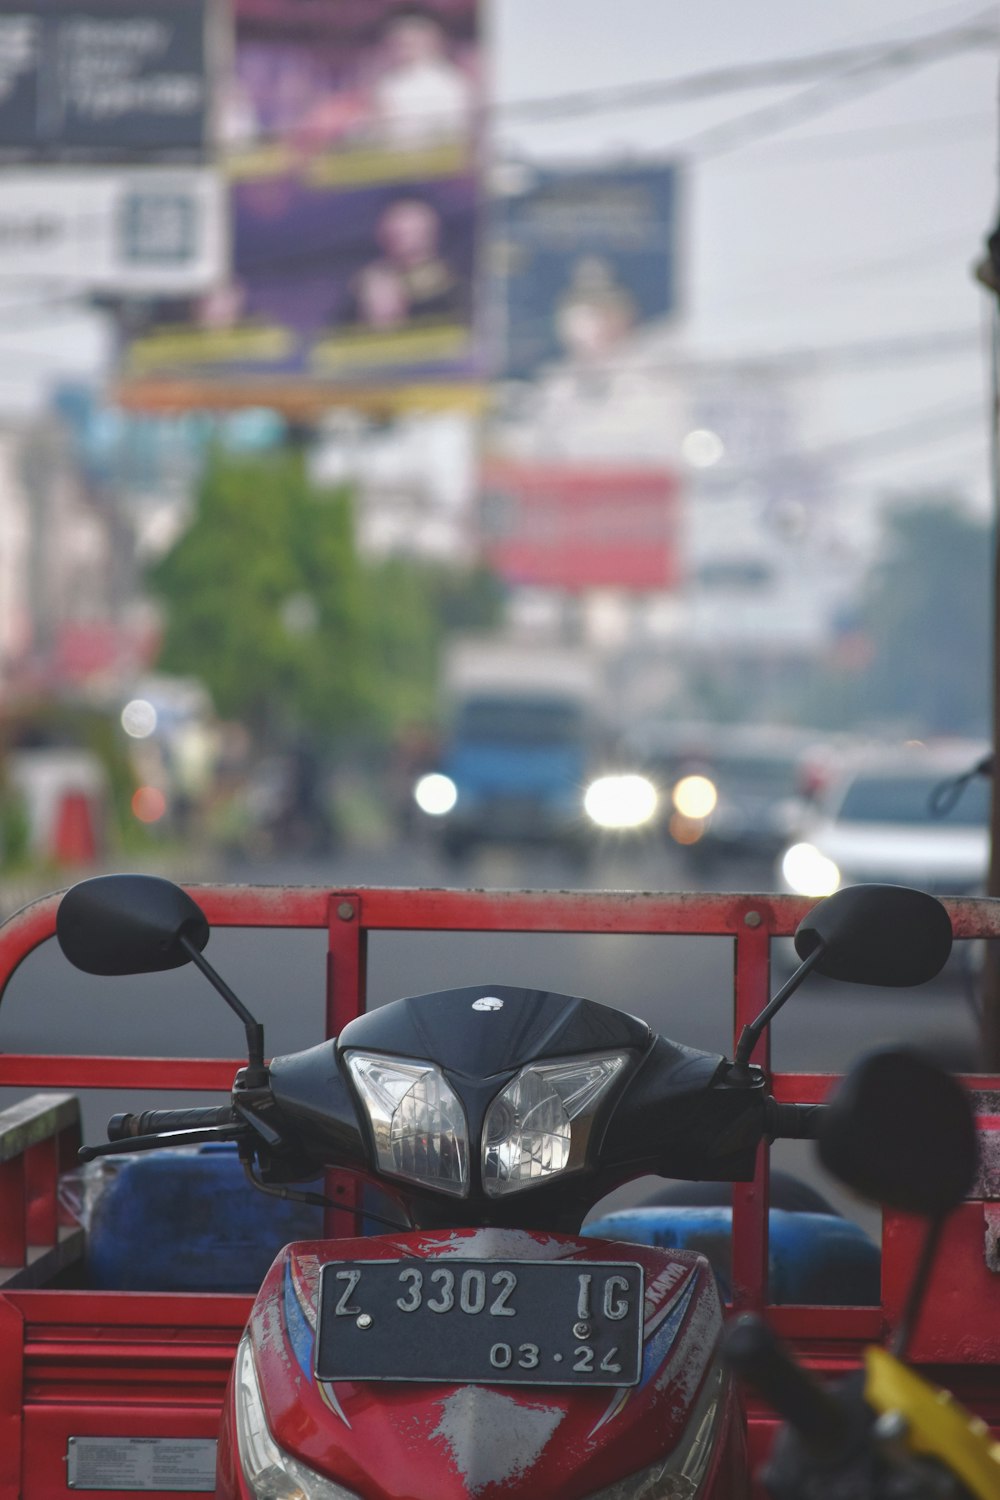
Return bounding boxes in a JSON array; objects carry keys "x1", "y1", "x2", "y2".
[{"x1": 975, "y1": 234, "x2": 1000, "y2": 1067}]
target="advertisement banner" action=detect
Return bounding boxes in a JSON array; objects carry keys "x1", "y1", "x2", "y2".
[
  {"x1": 481, "y1": 460, "x2": 681, "y2": 592},
  {"x1": 0, "y1": 1, "x2": 209, "y2": 160},
  {"x1": 0, "y1": 169, "x2": 224, "y2": 290},
  {"x1": 227, "y1": 0, "x2": 478, "y2": 184},
  {"x1": 495, "y1": 162, "x2": 679, "y2": 378},
  {"x1": 123, "y1": 0, "x2": 483, "y2": 396}
]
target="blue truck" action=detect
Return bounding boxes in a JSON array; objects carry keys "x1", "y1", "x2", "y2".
[{"x1": 413, "y1": 640, "x2": 605, "y2": 863}]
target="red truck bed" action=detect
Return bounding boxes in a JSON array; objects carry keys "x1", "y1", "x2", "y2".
[{"x1": 0, "y1": 884, "x2": 997, "y2": 1498}]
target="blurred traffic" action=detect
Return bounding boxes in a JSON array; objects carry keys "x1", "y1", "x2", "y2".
[{"x1": 0, "y1": 1, "x2": 994, "y2": 974}]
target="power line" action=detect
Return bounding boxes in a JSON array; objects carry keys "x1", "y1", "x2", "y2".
[
  {"x1": 231, "y1": 15, "x2": 999, "y2": 151},
  {"x1": 707, "y1": 112, "x2": 993, "y2": 168},
  {"x1": 788, "y1": 398, "x2": 986, "y2": 470},
  {"x1": 495, "y1": 15, "x2": 997, "y2": 126},
  {"x1": 828, "y1": 231, "x2": 982, "y2": 284},
  {"x1": 669, "y1": 14, "x2": 998, "y2": 160},
  {"x1": 498, "y1": 327, "x2": 983, "y2": 384},
  {"x1": 696, "y1": 229, "x2": 986, "y2": 314}
]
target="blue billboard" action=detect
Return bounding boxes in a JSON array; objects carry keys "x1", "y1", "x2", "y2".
[{"x1": 495, "y1": 162, "x2": 680, "y2": 379}]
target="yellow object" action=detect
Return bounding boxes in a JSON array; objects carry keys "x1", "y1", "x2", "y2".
[{"x1": 864, "y1": 1346, "x2": 1000, "y2": 1500}]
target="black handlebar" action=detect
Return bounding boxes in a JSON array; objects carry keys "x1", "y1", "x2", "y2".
[
  {"x1": 765, "y1": 1101, "x2": 826, "y2": 1140},
  {"x1": 722, "y1": 1313, "x2": 850, "y2": 1458},
  {"x1": 108, "y1": 1106, "x2": 236, "y2": 1140}
]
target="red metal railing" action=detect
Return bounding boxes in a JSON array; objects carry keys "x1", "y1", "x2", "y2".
[{"x1": 0, "y1": 883, "x2": 997, "y2": 1336}]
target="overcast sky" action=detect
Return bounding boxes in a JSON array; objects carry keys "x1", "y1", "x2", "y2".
[
  {"x1": 492, "y1": 0, "x2": 999, "y2": 507},
  {"x1": 2, "y1": 0, "x2": 996, "y2": 513}
]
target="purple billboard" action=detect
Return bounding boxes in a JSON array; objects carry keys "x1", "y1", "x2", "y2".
[{"x1": 125, "y1": 0, "x2": 483, "y2": 393}]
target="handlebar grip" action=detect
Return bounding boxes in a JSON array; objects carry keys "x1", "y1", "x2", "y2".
[
  {"x1": 107, "y1": 1106, "x2": 236, "y2": 1140},
  {"x1": 722, "y1": 1314, "x2": 849, "y2": 1457},
  {"x1": 766, "y1": 1101, "x2": 827, "y2": 1140}
]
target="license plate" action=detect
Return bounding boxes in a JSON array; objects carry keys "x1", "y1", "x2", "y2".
[{"x1": 315, "y1": 1258, "x2": 644, "y2": 1387}]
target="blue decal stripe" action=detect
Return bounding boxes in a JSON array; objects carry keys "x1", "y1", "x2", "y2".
[
  {"x1": 640, "y1": 1276, "x2": 698, "y2": 1390},
  {"x1": 283, "y1": 1259, "x2": 316, "y2": 1378}
]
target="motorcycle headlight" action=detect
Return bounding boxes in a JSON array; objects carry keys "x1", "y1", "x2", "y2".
[
  {"x1": 234, "y1": 1334, "x2": 360, "y2": 1500},
  {"x1": 482, "y1": 1052, "x2": 629, "y2": 1198},
  {"x1": 346, "y1": 1052, "x2": 470, "y2": 1197}
]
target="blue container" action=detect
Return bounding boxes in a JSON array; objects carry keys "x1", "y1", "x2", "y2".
[
  {"x1": 582, "y1": 1207, "x2": 880, "y2": 1305},
  {"x1": 86, "y1": 1145, "x2": 324, "y2": 1293}
]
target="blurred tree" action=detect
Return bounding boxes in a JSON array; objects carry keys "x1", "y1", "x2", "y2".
[
  {"x1": 847, "y1": 498, "x2": 992, "y2": 735},
  {"x1": 148, "y1": 450, "x2": 501, "y2": 749}
]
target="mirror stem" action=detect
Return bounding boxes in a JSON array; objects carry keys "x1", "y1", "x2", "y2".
[
  {"x1": 179, "y1": 934, "x2": 267, "y2": 1086},
  {"x1": 734, "y1": 942, "x2": 827, "y2": 1073},
  {"x1": 892, "y1": 1214, "x2": 944, "y2": 1360}
]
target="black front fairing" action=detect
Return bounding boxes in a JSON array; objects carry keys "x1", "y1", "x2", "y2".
[
  {"x1": 603, "y1": 1037, "x2": 768, "y2": 1183},
  {"x1": 265, "y1": 983, "x2": 767, "y2": 1231},
  {"x1": 335, "y1": 982, "x2": 653, "y2": 1071}
]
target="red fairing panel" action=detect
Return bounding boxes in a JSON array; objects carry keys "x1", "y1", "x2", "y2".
[{"x1": 218, "y1": 1228, "x2": 749, "y2": 1500}]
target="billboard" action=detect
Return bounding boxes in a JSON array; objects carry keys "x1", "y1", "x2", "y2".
[
  {"x1": 123, "y1": 0, "x2": 484, "y2": 397},
  {"x1": 494, "y1": 163, "x2": 679, "y2": 378},
  {"x1": 227, "y1": 0, "x2": 478, "y2": 181},
  {"x1": 480, "y1": 460, "x2": 681, "y2": 592},
  {"x1": 0, "y1": 169, "x2": 224, "y2": 291},
  {"x1": 0, "y1": 1, "x2": 209, "y2": 161}
]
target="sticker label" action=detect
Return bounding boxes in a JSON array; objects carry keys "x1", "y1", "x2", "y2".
[{"x1": 66, "y1": 1437, "x2": 217, "y2": 1492}]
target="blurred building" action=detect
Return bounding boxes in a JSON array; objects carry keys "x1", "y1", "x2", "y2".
[
  {"x1": 485, "y1": 318, "x2": 860, "y2": 721},
  {"x1": 0, "y1": 416, "x2": 136, "y2": 693},
  {"x1": 310, "y1": 411, "x2": 477, "y2": 562}
]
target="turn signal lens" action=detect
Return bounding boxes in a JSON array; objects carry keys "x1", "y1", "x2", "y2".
[{"x1": 234, "y1": 1335, "x2": 361, "y2": 1499}]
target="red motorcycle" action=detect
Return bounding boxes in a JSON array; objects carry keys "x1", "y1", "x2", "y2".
[{"x1": 55, "y1": 875, "x2": 952, "y2": 1500}]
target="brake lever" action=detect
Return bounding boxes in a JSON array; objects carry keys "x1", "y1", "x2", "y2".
[
  {"x1": 78, "y1": 1123, "x2": 250, "y2": 1163},
  {"x1": 234, "y1": 1101, "x2": 283, "y2": 1146}
]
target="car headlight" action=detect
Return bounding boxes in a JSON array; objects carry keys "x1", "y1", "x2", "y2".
[
  {"x1": 346, "y1": 1052, "x2": 469, "y2": 1197},
  {"x1": 782, "y1": 841, "x2": 841, "y2": 897},
  {"x1": 672, "y1": 774, "x2": 718, "y2": 821},
  {"x1": 584, "y1": 775, "x2": 658, "y2": 830},
  {"x1": 413, "y1": 773, "x2": 458, "y2": 816},
  {"x1": 482, "y1": 1052, "x2": 629, "y2": 1198},
  {"x1": 234, "y1": 1334, "x2": 360, "y2": 1499}
]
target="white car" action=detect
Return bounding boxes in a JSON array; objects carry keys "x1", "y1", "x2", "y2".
[{"x1": 778, "y1": 745, "x2": 991, "y2": 899}]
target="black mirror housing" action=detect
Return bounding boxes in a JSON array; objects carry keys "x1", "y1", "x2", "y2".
[
  {"x1": 794, "y1": 884, "x2": 952, "y2": 987},
  {"x1": 818, "y1": 1047, "x2": 977, "y2": 1217},
  {"x1": 57, "y1": 874, "x2": 210, "y2": 976}
]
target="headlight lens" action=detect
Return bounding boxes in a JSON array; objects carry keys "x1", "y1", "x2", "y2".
[
  {"x1": 346, "y1": 1052, "x2": 469, "y2": 1197},
  {"x1": 482, "y1": 1052, "x2": 628, "y2": 1198},
  {"x1": 584, "y1": 774, "x2": 658, "y2": 829},
  {"x1": 234, "y1": 1334, "x2": 360, "y2": 1499},
  {"x1": 413, "y1": 773, "x2": 458, "y2": 815},
  {"x1": 781, "y1": 841, "x2": 841, "y2": 897}
]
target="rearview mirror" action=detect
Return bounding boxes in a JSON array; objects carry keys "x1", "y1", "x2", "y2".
[
  {"x1": 818, "y1": 1047, "x2": 977, "y2": 1217},
  {"x1": 57, "y1": 874, "x2": 210, "y2": 976},
  {"x1": 794, "y1": 884, "x2": 952, "y2": 987}
]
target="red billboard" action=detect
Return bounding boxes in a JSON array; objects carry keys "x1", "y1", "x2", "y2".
[{"x1": 480, "y1": 460, "x2": 681, "y2": 592}]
